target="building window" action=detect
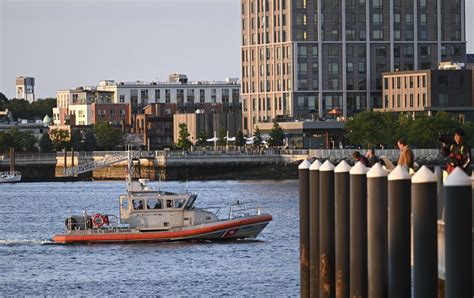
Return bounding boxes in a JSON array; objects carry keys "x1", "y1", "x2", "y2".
[
  {"x1": 155, "y1": 89, "x2": 160, "y2": 102},
  {"x1": 120, "y1": 109, "x2": 125, "y2": 117},
  {"x1": 119, "y1": 95, "x2": 125, "y2": 103},
  {"x1": 347, "y1": 62, "x2": 354, "y2": 73},
  {"x1": 110, "y1": 109, "x2": 116, "y2": 116},
  {"x1": 372, "y1": 13, "x2": 383, "y2": 25},
  {"x1": 329, "y1": 62, "x2": 339, "y2": 75},
  {"x1": 439, "y1": 94, "x2": 448, "y2": 107},
  {"x1": 420, "y1": 45, "x2": 430, "y2": 57},
  {"x1": 439, "y1": 75, "x2": 448, "y2": 87},
  {"x1": 165, "y1": 89, "x2": 170, "y2": 104},
  {"x1": 372, "y1": 29, "x2": 383, "y2": 40},
  {"x1": 372, "y1": 0, "x2": 382, "y2": 7},
  {"x1": 199, "y1": 89, "x2": 205, "y2": 103},
  {"x1": 404, "y1": 45, "x2": 414, "y2": 57},
  {"x1": 358, "y1": 63, "x2": 366, "y2": 74},
  {"x1": 419, "y1": 13, "x2": 427, "y2": 25}
]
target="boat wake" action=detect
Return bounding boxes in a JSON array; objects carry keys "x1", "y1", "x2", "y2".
[{"x1": 0, "y1": 239, "x2": 53, "y2": 246}]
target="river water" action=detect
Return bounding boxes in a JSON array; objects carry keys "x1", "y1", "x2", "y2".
[{"x1": 0, "y1": 180, "x2": 299, "y2": 296}]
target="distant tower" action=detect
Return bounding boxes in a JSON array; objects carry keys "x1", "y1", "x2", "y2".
[{"x1": 16, "y1": 76, "x2": 35, "y2": 102}]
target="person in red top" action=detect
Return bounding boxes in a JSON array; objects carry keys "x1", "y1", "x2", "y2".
[
  {"x1": 442, "y1": 128, "x2": 471, "y2": 174},
  {"x1": 352, "y1": 151, "x2": 370, "y2": 167}
]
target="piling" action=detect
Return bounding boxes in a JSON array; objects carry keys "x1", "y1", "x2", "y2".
[
  {"x1": 349, "y1": 161, "x2": 368, "y2": 298},
  {"x1": 444, "y1": 167, "x2": 472, "y2": 298},
  {"x1": 9, "y1": 147, "x2": 15, "y2": 172},
  {"x1": 309, "y1": 159, "x2": 322, "y2": 298},
  {"x1": 411, "y1": 165, "x2": 438, "y2": 298},
  {"x1": 387, "y1": 165, "x2": 411, "y2": 298},
  {"x1": 319, "y1": 160, "x2": 335, "y2": 298},
  {"x1": 299, "y1": 159, "x2": 312, "y2": 298},
  {"x1": 434, "y1": 166, "x2": 444, "y2": 219},
  {"x1": 334, "y1": 160, "x2": 351, "y2": 298},
  {"x1": 367, "y1": 163, "x2": 388, "y2": 298}
]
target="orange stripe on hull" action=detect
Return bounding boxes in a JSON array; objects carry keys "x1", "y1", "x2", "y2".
[{"x1": 53, "y1": 214, "x2": 272, "y2": 244}]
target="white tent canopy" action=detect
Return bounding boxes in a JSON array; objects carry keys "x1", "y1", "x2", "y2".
[{"x1": 206, "y1": 137, "x2": 219, "y2": 142}]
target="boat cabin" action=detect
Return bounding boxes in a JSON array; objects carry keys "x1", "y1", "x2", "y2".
[{"x1": 119, "y1": 180, "x2": 217, "y2": 230}]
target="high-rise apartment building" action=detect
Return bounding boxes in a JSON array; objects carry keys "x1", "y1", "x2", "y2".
[{"x1": 241, "y1": 0, "x2": 466, "y2": 134}]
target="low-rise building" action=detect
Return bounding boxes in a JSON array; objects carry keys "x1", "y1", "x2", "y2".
[
  {"x1": 53, "y1": 88, "x2": 129, "y2": 126},
  {"x1": 378, "y1": 67, "x2": 474, "y2": 121},
  {"x1": 173, "y1": 112, "x2": 242, "y2": 145}
]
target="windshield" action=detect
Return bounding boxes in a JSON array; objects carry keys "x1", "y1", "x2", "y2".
[{"x1": 184, "y1": 195, "x2": 197, "y2": 210}]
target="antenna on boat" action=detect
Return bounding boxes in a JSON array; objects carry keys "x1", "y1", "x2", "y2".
[{"x1": 186, "y1": 168, "x2": 189, "y2": 193}]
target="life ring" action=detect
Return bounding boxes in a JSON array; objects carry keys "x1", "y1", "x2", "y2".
[{"x1": 92, "y1": 214, "x2": 105, "y2": 228}]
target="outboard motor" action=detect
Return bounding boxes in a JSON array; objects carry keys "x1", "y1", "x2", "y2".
[{"x1": 65, "y1": 215, "x2": 92, "y2": 230}]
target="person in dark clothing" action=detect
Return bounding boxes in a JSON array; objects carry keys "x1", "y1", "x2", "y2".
[
  {"x1": 442, "y1": 128, "x2": 471, "y2": 174},
  {"x1": 352, "y1": 151, "x2": 369, "y2": 167},
  {"x1": 365, "y1": 149, "x2": 379, "y2": 167}
]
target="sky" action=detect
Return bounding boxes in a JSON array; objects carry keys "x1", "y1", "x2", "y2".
[{"x1": 1, "y1": 0, "x2": 473, "y2": 99}]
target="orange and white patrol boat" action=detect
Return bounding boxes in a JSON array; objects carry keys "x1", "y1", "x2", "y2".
[{"x1": 53, "y1": 152, "x2": 272, "y2": 244}]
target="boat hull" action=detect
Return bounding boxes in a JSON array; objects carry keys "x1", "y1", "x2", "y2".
[
  {"x1": 53, "y1": 214, "x2": 272, "y2": 244},
  {"x1": 0, "y1": 175, "x2": 21, "y2": 183}
]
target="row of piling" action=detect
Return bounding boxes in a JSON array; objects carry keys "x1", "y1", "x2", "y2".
[{"x1": 299, "y1": 159, "x2": 472, "y2": 298}]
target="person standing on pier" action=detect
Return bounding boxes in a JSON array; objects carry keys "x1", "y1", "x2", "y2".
[
  {"x1": 397, "y1": 138, "x2": 414, "y2": 170},
  {"x1": 366, "y1": 149, "x2": 379, "y2": 167},
  {"x1": 352, "y1": 151, "x2": 369, "y2": 167},
  {"x1": 442, "y1": 128, "x2": 471, "y2": 174}
]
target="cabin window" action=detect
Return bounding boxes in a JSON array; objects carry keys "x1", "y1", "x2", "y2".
[
  {"x1": 166, "y1": 200, "x2": 173, "y2": 208},
  {"x1": 185, "y1": 197, "x2": 196, "y2": 210},
  {"x1": 174, "y1": 199, "x2": 185, "y2": 208},
  {"x1": 121, "y1": 197, "x2": 129, "y2": 210},
  {"x1": 132, "y1": 199, "x2": 144, "y2": 210},
  {"x1": 147, "y1": 198, "x2": 162, "y2": 209}
]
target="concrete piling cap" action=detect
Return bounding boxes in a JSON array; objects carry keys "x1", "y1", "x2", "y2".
[
  {"x1": 319, "y1": 160, "x2": 335, "y2": 172},
  {"x1": 334, "y1": 160, "x2": 352, "y2": 173},
  {"x1": 411, "y1": 165, "x2": 436, "y2": 184},
  {"x1": 309, "y1": 159, "x2": 322, "y2": 171},
  {"x1": 444, "y1": 166, "x2": 472, "y2": 187},
  {"x1": 388, "y1": 165, "x2": 411, "y2": 181},
  {"x1": 349, "y1": 161, "x2": 369, "y2": 175},
  {"x1": 366, "y1": 162, "x2": 388, "y2": 178},
  {"x1": 298, "y1": 159, "x2": 312, "y2": 170}
]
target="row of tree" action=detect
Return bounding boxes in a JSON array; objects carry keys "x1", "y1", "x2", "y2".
[
  {"x1": 345, "y1": 111, "x2": 474, "y2": 149},
  {"x1": 0, "y1": 122, "x2": 124, "y2": 153},
  {"x1": 175, "y1": 121, "x2": 285, "y2": 150},
  {"x1": 0, "y1": 93, "x2": 56, "y2": 120}
]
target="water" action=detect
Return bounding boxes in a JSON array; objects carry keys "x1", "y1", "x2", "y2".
[{"x1": 0, "y1": 180, "x2": 299, "y2": 296}]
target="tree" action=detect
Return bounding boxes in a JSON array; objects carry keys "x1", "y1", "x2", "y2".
[
  {"x1": 253, "y1": 126, "x2": 262, "y2": 147},
  {"x1": 345, "y1": 111, "x2": 398, "y2": 148},
  {"x1": 461, "y1": 121, "x2": 474, "y2": 147},
  {"x1": 0, "y1": 92, "x2": 8, "y2": 110},
  {"x1": 70, "y1": 129, "x2": 85, "y2": 151},
  {"x1": 268, "y1": 121, "x2": 284, "y2": 147},
  {"x1": 217, "y1": 128, "x2": 226, "y2": 146},
  {"x1": 50, "y1": 128, "x2": 70, "y2": 151},
  {"x1": 9, "y1": 129, "x2": 37, "y2": 152},
  {"x1": 94, "y1": 122, "x2": 124, "y2": 150},
  {"x1": 0, "y1": 131, "x2": 14, "y2": 153},
  {"x1": 195, "y1": 130, "x2": 207, "y2": 147},
  {"x1": 7, "y1": 99, "x2": 31, "y2": 120},
  {"x1": 176, "y1": 123, "x2": 192, "y2": 150},
  {"x1": 83, "y1": 129, "x2": 97, "y2": 151},
  {"x1": 39, "y1": 132, "x2": 54, "y2": 153},
  {"x1": 235, "y1": 130, "x2": 245, "y2": 147},
  {"x1": 407, "y1": 112, "x2": 458, "y2": 148}
]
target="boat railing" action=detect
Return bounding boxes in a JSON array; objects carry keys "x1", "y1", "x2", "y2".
[
  {"x1": 228, "y1": 201, "x2": 262, "y2": 219},
  {"x1": 201, "y1": 206, "x2": 223, "y2": 217},
  {"x1": 0, "y1": 171, "x2": 21, "y2": 177}
]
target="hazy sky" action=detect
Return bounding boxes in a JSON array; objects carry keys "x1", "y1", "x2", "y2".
[{"x1": 1, "y1": 0, "x2": 473, "y2": 98}]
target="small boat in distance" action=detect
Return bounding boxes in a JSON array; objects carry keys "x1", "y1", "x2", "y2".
[
  {"x1": 0, "y1": 171, "x2": 21, "y2": 183},
  {"x1": 53, "y1": 151, "x2": 272, "y2": 244}
]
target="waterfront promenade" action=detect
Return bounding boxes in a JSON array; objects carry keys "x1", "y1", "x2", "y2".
[{"x1": 0, "y1": 148, "x2": 462, "y2": 181}]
